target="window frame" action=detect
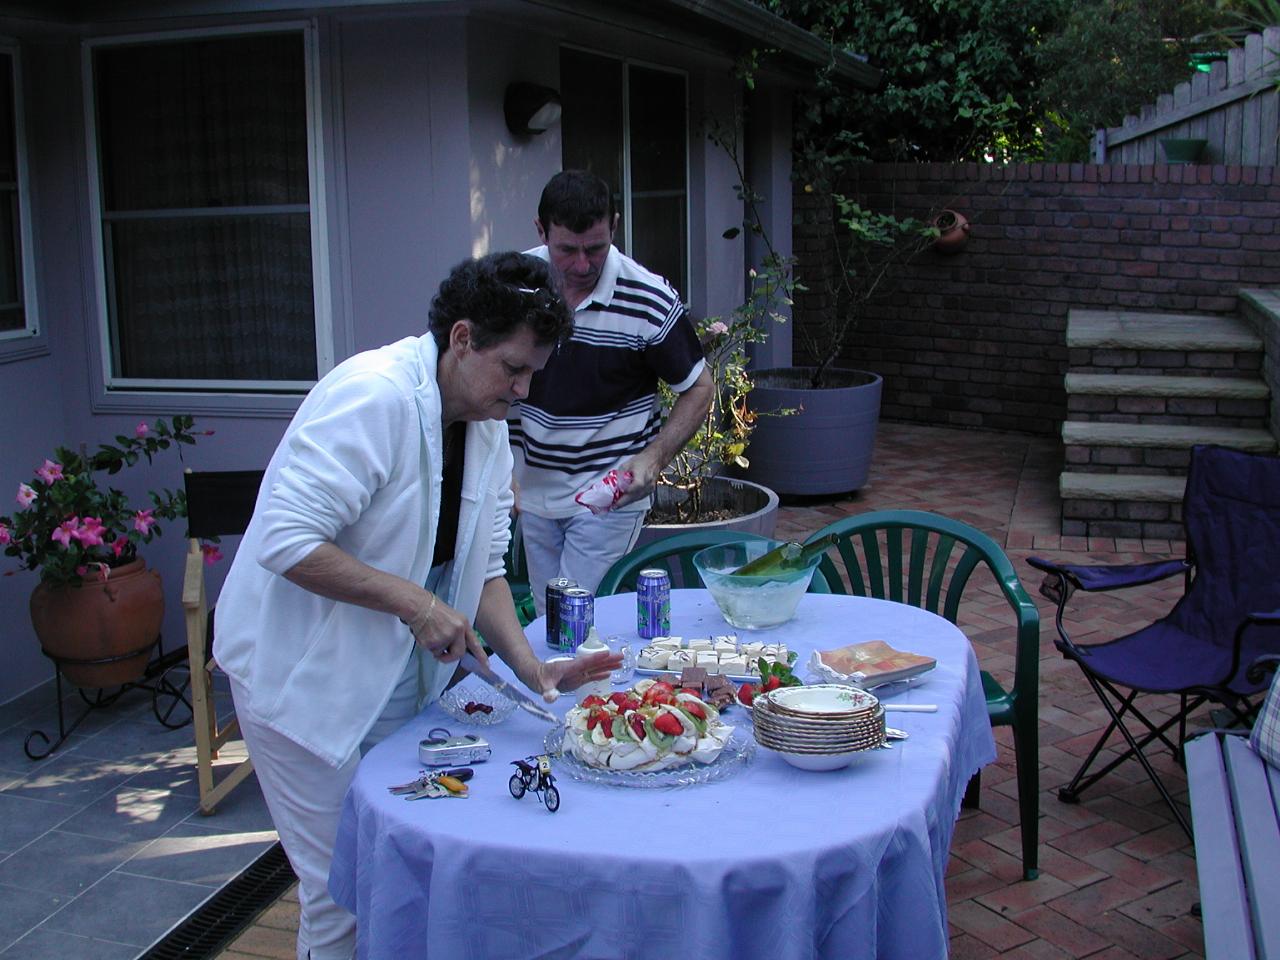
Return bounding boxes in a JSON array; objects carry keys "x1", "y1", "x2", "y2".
[
  {"x1": 560, "y1": 45, "x2": 692, "y2": 302},
  {"x1": 83, "y1": 21, "x2": 332, "y2": 405},
  {"x1": 0, "y1": 39, "x2": 45, "y2": 363}
]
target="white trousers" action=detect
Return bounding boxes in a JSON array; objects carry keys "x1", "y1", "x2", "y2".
[
  {"x1": 230, "y1": 648, "x2": 440, "y2": 960},
  {"x1": 521, "y1": 509, "x2": 646, "y2": 616}
]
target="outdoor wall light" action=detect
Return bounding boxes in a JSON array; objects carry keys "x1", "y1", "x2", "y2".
[{"x1": 504, "y1": 82, "x2": 562, "y2": 136}]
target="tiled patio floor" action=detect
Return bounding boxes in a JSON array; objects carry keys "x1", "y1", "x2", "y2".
[
  {"x1": 0, "y1": 670, "x2": 274, "y2": 957},
  {"x1": 4, "y1": 419, "x2": 1206, "y2": 960}
]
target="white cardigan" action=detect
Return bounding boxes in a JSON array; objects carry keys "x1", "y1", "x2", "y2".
[{"x1": 214, "y1": 335, "x2": 514, "y2": 767}]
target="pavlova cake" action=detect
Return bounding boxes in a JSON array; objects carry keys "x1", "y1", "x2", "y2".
[{"x1": 562, "y1": 678, "x2": 734, "y2": 771}]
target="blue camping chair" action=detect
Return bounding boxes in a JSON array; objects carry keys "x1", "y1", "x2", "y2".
[{"x1": 1028, "y1": 444, "x2": 1280, "y2": 836}]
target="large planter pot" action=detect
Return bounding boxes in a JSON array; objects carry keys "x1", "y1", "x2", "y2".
[
  {"x1": 636, "y1": 476, "x2": 779, "y2": 549},
  {"x1": 741, "y1": 367, "x2": 883, "y2": 496},
  {"x1": 29, "y1": 558, "x2": 163, "y2": 688}
]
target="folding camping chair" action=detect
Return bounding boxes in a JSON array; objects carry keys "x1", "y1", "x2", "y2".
[{"x1": 1028, "y1": 444, "x2": 1280, "y2": 837}]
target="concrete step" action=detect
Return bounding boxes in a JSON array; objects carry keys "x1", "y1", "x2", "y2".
[
  {"x1": 1059, "y1": 471, "x2": 1187, "y2": 539},
  {"x1": 1065, "y1": 373, "x2": 1271, "y2": 429},
  {"x1": 1060, "y1": 471, "x2": 1185, "y2": 503},
  {"x1": 1067, "y1": 310, "x2": 1263, "y2": 351},
  {"x1": 1062, "y1": 421, "x2": 1278, "y2": 452},
  {"x1": 1065, "y1": 373, "x2": 1270, "y2": 400}
]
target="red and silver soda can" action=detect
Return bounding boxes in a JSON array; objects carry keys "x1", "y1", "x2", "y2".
[
  {"x1": 636, "y1": 568, "x2": 671, "y2": 639},
  {"x1": 545, "y1": 577, "x2": 577, "y2": 650},
  {"x1": 558, "y1": 587, "x2": 595, "y2": 652}
]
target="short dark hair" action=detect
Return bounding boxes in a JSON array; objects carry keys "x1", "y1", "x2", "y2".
[
  {"x1": 428, "y1": 252, "x2": 573, "y2": 352},
  {"x1": 537, "y1": 169, "x2": 616, "y2": 234}
]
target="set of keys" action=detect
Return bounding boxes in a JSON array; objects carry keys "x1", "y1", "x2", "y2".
[{"x1": 388, "y1": 767, "x2": 474, "y2": 801}]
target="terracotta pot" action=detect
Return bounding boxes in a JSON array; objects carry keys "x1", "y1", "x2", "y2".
[
  {"x1": 932, "y1": 209, "x2": 970, "y2": 254},
  {"x1": 29, "y1": 558, "x2": 163, "y2": 688}
]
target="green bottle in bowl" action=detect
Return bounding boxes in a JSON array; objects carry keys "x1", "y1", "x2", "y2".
[{"x1": 730, "y1": 534, "x2": 836, "y2": 576}]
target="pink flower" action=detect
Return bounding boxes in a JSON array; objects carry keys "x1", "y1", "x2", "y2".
[
  {"x1": 51, "y1": 518, "x2": 78, "y2": 547},
  {"x1": 72, "y1": 516, "x2": 107, "y2": 547},
  {"x1": 706, "y1": 321, "x2": 729, "y2": 336},
  {"x1": 135, "y1": 421, "x2": 150, "y2": 438},
  {"x1": 0, "y1": 523, "x2": 10, "y2": 545},
  {"x1": 201, "y1": 543, "x2": 223, "y2": 565},
  {"x1": 16, "y1": 483, "x2": 36, "y2": 508},
  {"x1": 133, "y1": 509, "x2": 157, "y2": 534},
  {"x1": 35, "y1": 459, "x2": 64, "y2": 484},
  {"x1": 110, "y1": 537, "x2": 128, "y2": 558}
]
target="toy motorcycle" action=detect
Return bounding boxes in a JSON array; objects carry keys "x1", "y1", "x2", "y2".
[{"x1": 509, "y1": 754, "x2": 560, "y2": 812}]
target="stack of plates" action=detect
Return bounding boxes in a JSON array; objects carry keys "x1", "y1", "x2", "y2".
[{"x1": 752, "y1": 684, "x2": 885, "y2": 771}]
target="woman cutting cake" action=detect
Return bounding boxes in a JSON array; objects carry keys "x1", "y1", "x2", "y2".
[{"x1": 214, "y1": 252, "x2": 619, "y2": 960}]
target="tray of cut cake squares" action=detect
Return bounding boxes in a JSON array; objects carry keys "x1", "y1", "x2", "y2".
[{"x1": 635, "y1": 635, "x2": 794, "y2": 683}]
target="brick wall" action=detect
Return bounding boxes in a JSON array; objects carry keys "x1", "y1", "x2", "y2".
[{"x1": 792, "y1": 163, "x2": 1280, "y2": 435}]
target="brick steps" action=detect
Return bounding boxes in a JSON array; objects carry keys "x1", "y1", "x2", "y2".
[
  {"x1": 1066, "y1": 373, "x2": 1270, "y2": 399},
  {"x1": 1063, "y1": 422, "x2": 1276, "y2": 475},
  {"x1": 1060, "y1": 308, "x2": 1274, "y2": 538},
  {"x1": 1066, "y1": 373, "x2": 1270, "y2": 428},
  {"x1": 1067, "y1": 311, "x2": 1263, "y2": 377}
]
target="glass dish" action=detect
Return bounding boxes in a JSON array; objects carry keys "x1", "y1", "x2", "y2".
[
  {"x1": 438, "y1": 678, "x2": 517, "y2": 726},
  {"x1": 692, "y1": 540, "x2": 821, "y2": 630},
  {"x1": 543, "y1": 725, "x2": 755, "y2": 789}
]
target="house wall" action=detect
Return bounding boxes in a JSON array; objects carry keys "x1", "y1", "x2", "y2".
[
  {"x1": 793, "y1": 162, "x2": 1280, "y2": 436},
  {"x1": 0, "y1": 6, "x2": 774, "y2": 705}
]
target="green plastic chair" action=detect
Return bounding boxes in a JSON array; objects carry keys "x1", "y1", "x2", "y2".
[
  {"x1": 596, "y1": 530, "x2": 831, "y2": 596},
  {"x1": 804, "y1": 509, "x2": 1041, "y2": 880},
  {"x1": 504, "y1": 514, "x2": 537, "y2": 627}
]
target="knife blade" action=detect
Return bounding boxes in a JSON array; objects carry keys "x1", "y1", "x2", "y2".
[{"x1": 459, "y1": 652, "x2": 558, "y2": 723}]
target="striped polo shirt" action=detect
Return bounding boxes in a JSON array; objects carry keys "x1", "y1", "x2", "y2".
[{"x1": 510, "y1": 245, "x2": 705, "y2": 518}]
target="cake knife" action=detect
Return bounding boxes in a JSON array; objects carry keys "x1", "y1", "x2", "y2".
[{"x1": 459, "y1": 652, "x2": 558, "y2": 723}]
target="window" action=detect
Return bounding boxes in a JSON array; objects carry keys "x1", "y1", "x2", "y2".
[
  {"x1": 89, "y1": 27, "x2": 324, "y2": 392},
  {"x1": 0, "y1": 41, "x2": 37, "y2": 345},
  {"x1": 560, "y1": 48, "x2": 688, "y2": 298}
]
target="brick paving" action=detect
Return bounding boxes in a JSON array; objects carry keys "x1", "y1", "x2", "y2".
[{"x1": 217, "y1": 420, "x2": 1205, "y2": 960}]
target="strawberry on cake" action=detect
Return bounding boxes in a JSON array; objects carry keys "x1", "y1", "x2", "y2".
[{"x1": 562, "y1": 679, "x2": 734, "y2": 771}]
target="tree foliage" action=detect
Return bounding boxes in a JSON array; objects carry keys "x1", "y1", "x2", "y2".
[
  {"x1": 764, "y1": 0, "x2": 1057, "y2": 166},
  {"x1": 1035, "y1": 0, "x2": 1237, "y2": 161},
  {"x1": 761, "y1": 0, "x2": 1260, "y2": 166}
]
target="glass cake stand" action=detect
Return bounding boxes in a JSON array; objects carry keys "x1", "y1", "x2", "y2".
[{"x1": 543, "y1": 725, "x2": 755, "y2": 789}]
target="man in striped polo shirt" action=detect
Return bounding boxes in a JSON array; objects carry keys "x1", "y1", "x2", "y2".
[{"x1": 511, "y1": 170, "x2": 714, "y2": 614}]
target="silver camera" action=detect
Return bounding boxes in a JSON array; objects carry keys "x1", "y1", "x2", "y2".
[{"x1": 418, "y1": 729, "x2": 491, "y2": 766}]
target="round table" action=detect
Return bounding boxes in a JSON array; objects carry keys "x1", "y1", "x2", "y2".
[{"x1": 329, "y1": 590, "x2": 996, "y2": 960}]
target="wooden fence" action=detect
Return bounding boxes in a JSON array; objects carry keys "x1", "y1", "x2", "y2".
[{"x1": 1095, "y1": 26, "x2": 1280, "y2": 165}]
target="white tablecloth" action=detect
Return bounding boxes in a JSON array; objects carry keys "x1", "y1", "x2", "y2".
[{"x1": 329, "y1": 590, "x2": 996, "y2": 960}]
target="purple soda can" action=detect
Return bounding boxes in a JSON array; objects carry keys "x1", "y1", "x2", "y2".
[
  {"x1": 545, "y1": 577, "x2": 577, "y2": 650},
  {"x1": 558, "y1": 587, "x2": 595, "y2": 652},
  {"x1": 636, "y1": 568, "x2": 671, "y2": 639}
]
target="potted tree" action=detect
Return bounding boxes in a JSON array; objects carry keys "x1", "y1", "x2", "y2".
[
  {"x1": 638, "y1": 125, "x2": 795, "y2": 545},
  {"x1": 742, "y1": 189, "x2": 935, "y2": 496}
]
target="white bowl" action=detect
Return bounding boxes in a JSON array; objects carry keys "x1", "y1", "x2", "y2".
[{"x1": 775, "y1": 747, "x2": 878, "y2": 771}]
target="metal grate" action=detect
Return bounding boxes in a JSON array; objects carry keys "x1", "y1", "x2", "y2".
[{"x1": 138, "y1": 842, "x2": 296, "y2": 960}]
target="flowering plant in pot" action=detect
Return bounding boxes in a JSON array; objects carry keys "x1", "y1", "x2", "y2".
[
  {"x1": 0, "y1": 415, "x2": 204, "y2": 585},
  {"x1": 1, "y1": 415, "x2": 207, "y2": 688},
  {"x1": 649, "y1": 124, "x2": 796, "y2": 527}
]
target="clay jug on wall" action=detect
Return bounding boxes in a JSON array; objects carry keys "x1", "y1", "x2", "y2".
[
  {"x1": 29, "y1": 558, "x2": 164, "y2": 688},
  {"x1": 932, "y1": 209, "x2": 970, "y2": 254}
]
